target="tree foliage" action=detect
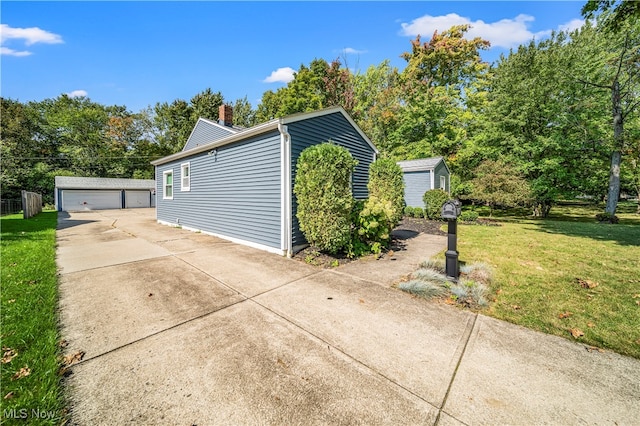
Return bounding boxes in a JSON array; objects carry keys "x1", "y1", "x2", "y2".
[{"x1": 469, "y1": 160, "x2": 533, "y2": 216}]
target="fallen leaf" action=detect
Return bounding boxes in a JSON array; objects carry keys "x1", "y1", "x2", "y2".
[
  {"x1": 496, "y1": 289, "x2": 503, "y2": 295},
  {"x1": 570, "y1": 328, "x2": 584, "y2": 338},
  {"x1": 633, "y1": 294, "x2": 640, "y2": 298},
  {"x1": 359, "y1": 299, "x2": 365, "y2": 304},
  {"x1": 512, "y1": 305, "x2": 521, "y2": 310},
  {"x1": 387, "y1": 250, "x2": 394, "y2": 257},
  {"x1": 3, "y1": 392, "x2": 14, "y2": 400},
  {"x1": 63, "y1": 351, "x2": 85, "y2": 366},
  {"x1": 148, "y1": 293, "x2": 153, "y2": 297},
  {"x1": 558, "y1": 312, "x2": 572, "y2": 319},
  {"x1": 1, "y1": 347, "x2": 17, "y2": 364},
  {"x1": 636, "y1": 300, "x2": 640, "y2": 306},
  {"x1": 586, "y1": 346, "x2": 604, "y2": 353},
  {"x1": 59, "y1": 340, "x2": 68, "y2": 348},
  {"x1": 587, "y1": 322, "x2": 596, "y2": 328},
  {"x1": 577, "y1": 278, "x2": 599, "y2": 289},
  {"x1": 7, "y1": 299, "x2": 15, "y2": 304},
  {"x1": 444, "y1": 298, "x2": 456, "y2": 305},
  {"x1": 12, "y1": 366, "x2": 30, "y2": 380}
]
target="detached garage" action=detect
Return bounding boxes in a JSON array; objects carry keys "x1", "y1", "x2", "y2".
[
  {"x1": 397, "y1": 157, "x2": 450, "y2": 208},
  {"x1": 55, "y1": 176, "x2": 156, "y2": 212}
]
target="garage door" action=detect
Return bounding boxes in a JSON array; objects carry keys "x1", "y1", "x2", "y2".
[
  {"x1": 61, "y1": 190, "x2": 122, "y2": 211},
  {"x1": 125, "y1": 190, "x2": 151, "y2": 208}
]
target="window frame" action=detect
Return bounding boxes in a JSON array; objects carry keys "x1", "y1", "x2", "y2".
[
  {"x1": 440, "y1": 175, "x2": 446, "y2": 190},
  {"x1": 163, "y1": 170, "x2": 174, "y2": 200},
  {"x1": 181, "y1": 162, "x2": 190, "y2": 192}
]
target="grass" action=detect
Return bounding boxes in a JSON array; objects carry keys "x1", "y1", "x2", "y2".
[
  {"x1": 1, "y1": 211, "x2": 66, "y2": 424},
  {"x1": 452, "y1": 201, "x2": 640, "y2": 358}
]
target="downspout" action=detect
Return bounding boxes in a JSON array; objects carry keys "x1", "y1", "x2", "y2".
[{"x1": 278, "y1": 122, "x2": 293, "y2": 258}]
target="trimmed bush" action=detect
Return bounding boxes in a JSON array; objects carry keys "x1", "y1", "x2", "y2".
[
  {"x1": 459, "y1": 210, "x2": 479, "y2": 223},
  {"x1": 423, "y1": 189, "x2": 449, "y2": 220},
  {"x1": 404, "y1": 206, "x2": 413, "y2": 217},
  {"x1": 349, "y1": 196, "x2": 395, "y2": 257},
  {"x1": 368, "y1": 158, "x2": 405, "y2": 227},
  {"x1": 412, "y1": 207, "x2": 425, "y2": 218},
  {"x1": 294, "y1": 143, "x2": 358, "y2": 253}
]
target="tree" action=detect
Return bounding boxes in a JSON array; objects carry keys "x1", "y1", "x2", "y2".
[
  {"x1": 570, "y1": 20, "x2": 640, "y2": 215},
  {"x1": 469, "y1": 160, "x2": 533, "y2": 216},
  {"x1": 232, "y1": 96, "x2": 257, "y2": 127},
  {"x1": 390, "y1": 25, "x2": 491, "y2": 163},
  {"x1": 582, "y1": 0, "x2": 640, "y2": 30},
  {"x1": 352, "y1": 60, "x2": 401, "y2": 156},
  {"x1": 190, "y1": 88, "x2": 224, "y2": 123}
]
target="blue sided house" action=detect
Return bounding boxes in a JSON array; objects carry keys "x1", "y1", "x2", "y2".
[
  {"x1": 397, "y1": 157, "x2": 450, "y2": 208},
  {"x1": 151, "y1": 105, "x2": 378, "y2": 257}
]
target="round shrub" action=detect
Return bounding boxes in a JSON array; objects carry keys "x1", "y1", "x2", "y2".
[
  {"x1": 404, "y1": 206, "x2": 413, "y2": 217},
  {"x1": 459, "y1": 210, "x2": 479, "y2": 223},
  {"x1": 412, "y1": 207, "x2": 425, "y2": 218},
  {"x1": 294, "y1": 143, "x2": 358, "y2": 253},
  {"x1": 423, "y1": 189, "x2": 449, "y2": 220},
  {"x1": 368, "y1": 158, "x2": 405, "y2": 227}
]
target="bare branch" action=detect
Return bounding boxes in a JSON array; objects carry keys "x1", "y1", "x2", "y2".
[
  {"x1": 576, "y1": 78, "x2": 611, "y2": 90},
  {"x1": 622, "y1": 99, "x2": 640, "y2": 119}
]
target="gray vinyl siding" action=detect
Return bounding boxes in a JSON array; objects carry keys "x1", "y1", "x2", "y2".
[
  {"x1": 157, "y1": 130, "x2": 281, "y2": 249},
  {"x1": 288, "y1": 112, "x2": 376, "y2": 248},
  {"x1": 183, "y1": 120, "x2": 236, "y2": 151},
  {"x1": 434, "y1": 161, "x2": 449, "y2": 192},
  {"x1": 403, "y1": 171, "x2": 432, "y2": 208}
]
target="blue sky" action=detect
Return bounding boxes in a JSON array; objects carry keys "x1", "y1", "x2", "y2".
[{"x1": 1, "y1": 1, "x2": 585, "y2": 113}]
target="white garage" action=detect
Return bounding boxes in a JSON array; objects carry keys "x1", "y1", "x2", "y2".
[{"x1": 55, "y1": 177, "x2": 155, "y2": 212}]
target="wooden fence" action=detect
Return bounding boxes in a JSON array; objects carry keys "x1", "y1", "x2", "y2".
[{"x1": 21, "y1": 190, "x2": 43, "y2": 219}]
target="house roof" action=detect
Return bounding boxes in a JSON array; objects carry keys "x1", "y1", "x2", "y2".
[
  {"x1": 151, "y1": 106, "x2": 378, "y2": 166},
  {"x1": 55, "y1": 176, "x2": 156, "y2": 190},
  {"x1": 397, "y1": 157, "x2": 446, "y2": 172}
]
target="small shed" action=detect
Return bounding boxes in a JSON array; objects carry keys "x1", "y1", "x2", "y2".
[
  {"x1": 151, "y1": 105, "x2": 378, "y2": 257},
  {"x1": 55, "y1": 176, "x2": 156, "y2": 211},
  {"x1": 397, "y1": 157, "x2": 450, "y2": 208}
]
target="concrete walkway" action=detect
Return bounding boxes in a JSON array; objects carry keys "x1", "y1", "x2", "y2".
[{"x1": 57, "y1": 209, "x2": 639, "y2": 425}]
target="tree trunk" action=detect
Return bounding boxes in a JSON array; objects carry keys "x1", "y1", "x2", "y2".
[{"x1": 605, "y1": 80, "x2": 624, "y2": 216}]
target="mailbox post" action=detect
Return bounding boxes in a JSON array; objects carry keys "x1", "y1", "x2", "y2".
[{"x1": 441, "y1": 200, "x2": 461, "y2": 281}]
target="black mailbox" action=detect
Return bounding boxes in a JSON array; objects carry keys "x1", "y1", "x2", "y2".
[{"x1": 441, "y1": 200, "x2": 461, "y2": 220}]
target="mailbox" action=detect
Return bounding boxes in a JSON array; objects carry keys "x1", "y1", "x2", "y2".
[{"x1": 441, "y1": 200, "x2": 461, "y2": 220}]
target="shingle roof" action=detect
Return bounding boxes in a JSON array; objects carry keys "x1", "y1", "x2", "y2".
[
  {"x1": 55, "y1": 176, "x2": 155, "y2": 190},
  {"x1": 396, "y1": 157, "x2": 444, "y2": 172}
]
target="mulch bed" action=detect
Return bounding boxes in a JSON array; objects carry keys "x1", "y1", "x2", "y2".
[{"x1": 291, "y1": 217, "x2": 449, "y2": 268}]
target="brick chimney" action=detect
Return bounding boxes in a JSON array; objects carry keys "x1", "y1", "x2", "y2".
[{"x1": 219, "y1": 104, "x2": 233, "y2": 127}]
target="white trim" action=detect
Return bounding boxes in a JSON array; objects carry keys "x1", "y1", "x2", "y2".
[
  {"x1": 157, "y1": 220, "x2": 286, "y2": 256},
  {"x1": 180, "y1": 162, "x2": 191, "y2": 191},
  {"x1": 163, "y1": 170, "x2": 174, "y2": 200},
  {"x1": 430, "y1": 169, "x2": 435, "y2": 192},
  {"x1": 440, "y1": 175, "x2": 446, "y2": 191},
  {"x1": 448, "y1": 173, "x2": 451, "y2": 195}
]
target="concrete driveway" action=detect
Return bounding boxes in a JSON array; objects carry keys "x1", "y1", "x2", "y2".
[{"x1": 57, "y1": 209, "x2": 639, "y2": 425}]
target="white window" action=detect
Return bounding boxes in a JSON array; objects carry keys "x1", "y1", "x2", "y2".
[
  {"x1": 163, "y1": 170, "x2": 173, "y2": 199},
  {"x1": 440, "y1": 175, "x2": 446, "y2": 190},
  {"x1": 181, "y1": 162, "x2": 190, "y2": 191}
]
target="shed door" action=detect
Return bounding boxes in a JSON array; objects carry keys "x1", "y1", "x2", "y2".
[
  {"x1": 61, "y1": 190, "x2": 122, "y2": 211},
  {"x1": 403, "y1": 171, "x2": 431, "y2": 208},
  {"x1": 125, "y1": 190, "x2": 151, "y2": 208}
]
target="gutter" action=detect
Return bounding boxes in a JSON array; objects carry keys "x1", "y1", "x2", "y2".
[{"x1": 278, "y1": 121, "x2": 293, "y2": 258}]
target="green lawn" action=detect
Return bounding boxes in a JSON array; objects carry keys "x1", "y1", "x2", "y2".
[
  {"x1": 1, "y1": 211, "x2": 65, "y2": 424},
  {"x1": 455, "y1": 201, "x2": 640, "y2": 358}
]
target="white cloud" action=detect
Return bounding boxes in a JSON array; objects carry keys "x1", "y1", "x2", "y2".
[
  {"x1": 263, "y1": 67, "x2": 295, "y2": 83},
  {"x1": 558, "y1": 19, "x2": 585, "y2": 33},
  {"x1": 0, "y1": 24, "x2": 63, "y2": 56},
  {"x1": 400, "y1": 13, "x2": 566, "y2": 49},
  {"x1": 1, "y1": 46, "x2": 32, "y2": 57},
  {"x1": 342, "y1": 47, "x2": 367, "y2": 55},
  {"x1": 0, "y1": 24, "x2": 63, "y2": 45},
  {"x1": 67, "y1": 90, "x2": 88, "y2": 98}
]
